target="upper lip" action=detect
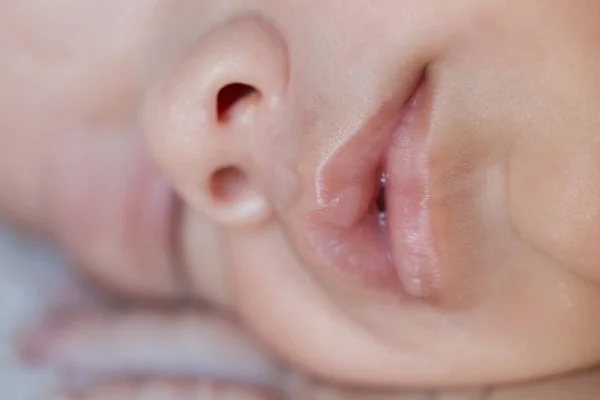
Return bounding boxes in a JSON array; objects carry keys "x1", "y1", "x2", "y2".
[{"x1": 313, "y1": 72, "x2": 427, "y2": 228}]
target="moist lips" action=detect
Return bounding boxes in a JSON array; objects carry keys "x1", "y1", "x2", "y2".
[
  {"x1": 307, "y1": 76, "x2": 438, "y2": 299},
  {"x1": 386, "y1": 81, "x2": 438, "y2": 299}
]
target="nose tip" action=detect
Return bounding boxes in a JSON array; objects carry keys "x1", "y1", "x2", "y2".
[{"x1": 144, "y1": 15, "x2": 289, "y2": 228}]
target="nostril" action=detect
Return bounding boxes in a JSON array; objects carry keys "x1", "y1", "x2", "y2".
[
  {"x1": 216, "y1": 83, "x2": 260, "y2": 123},
  {"x1": 209, "y1": 166, "x2": 249, "y2": 204}
]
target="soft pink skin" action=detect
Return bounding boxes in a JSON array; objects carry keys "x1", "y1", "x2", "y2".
[
  {"x1": 3, "y1": 1, "x2": 600, "y2": 399},
  {"x1": 144, "y1": 0, "x2": 600, "y2": 388}
]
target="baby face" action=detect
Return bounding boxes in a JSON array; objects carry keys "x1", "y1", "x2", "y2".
[
  {"x1": 142, "y1": 0, "x2": 600, "y2": 388},
  {"x1": 5, "y1": 0, "x2": 600, "y2": 392}
]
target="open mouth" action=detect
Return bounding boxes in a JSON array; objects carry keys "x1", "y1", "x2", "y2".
[
  {"x1": 305, "y1": 72, "x2": 439, "y2": 300},
  {"x1": 376, "y1": 171, "x2": 387, "y2": 220}
]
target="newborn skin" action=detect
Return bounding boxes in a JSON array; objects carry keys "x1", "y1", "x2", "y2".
[
  {"x1": 5, "y1": 0, "x2": 600, "y2": 397},
  {"x1": 142, "y1": 0, "x2": 600, "y2": 388}
]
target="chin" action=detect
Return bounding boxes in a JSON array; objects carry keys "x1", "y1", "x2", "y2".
[{"x1": 226, "y1": 223, "x2": 600, "y2": 388}]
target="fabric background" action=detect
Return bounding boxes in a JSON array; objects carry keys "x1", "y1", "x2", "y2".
[{"x1": 0, "y1": 224, "x2": 64, "y2": 399}]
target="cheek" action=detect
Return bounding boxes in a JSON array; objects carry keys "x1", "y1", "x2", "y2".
[
  {"x1": 447, "y1": 1, "x2": 600, "y2": 284},
  {"x1": 0, "y1": 1, "x2": 149, "y2": 123},
  {"x1": 509, "y1": 132, "x2": 600, "y2": 280},
  {"x1": 180, "y1": 208, "x2": 233, "y2": 309}
]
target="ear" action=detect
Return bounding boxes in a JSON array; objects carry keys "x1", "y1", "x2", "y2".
[{"x1": 142, "y1": 17, "x2": 288, "y2": 229}]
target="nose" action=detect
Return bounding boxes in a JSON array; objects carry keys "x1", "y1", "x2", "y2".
[{"x1": 143, "y1": 15, "x2": 289, "y2": 228}]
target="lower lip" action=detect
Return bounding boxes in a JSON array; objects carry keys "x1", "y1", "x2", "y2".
[
  {"x1": 307, "y1": 78, "x2": 436, "y2": 298},
  {"x1": 386, "y1": 81, "x2": 438, "y2": 299}
]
